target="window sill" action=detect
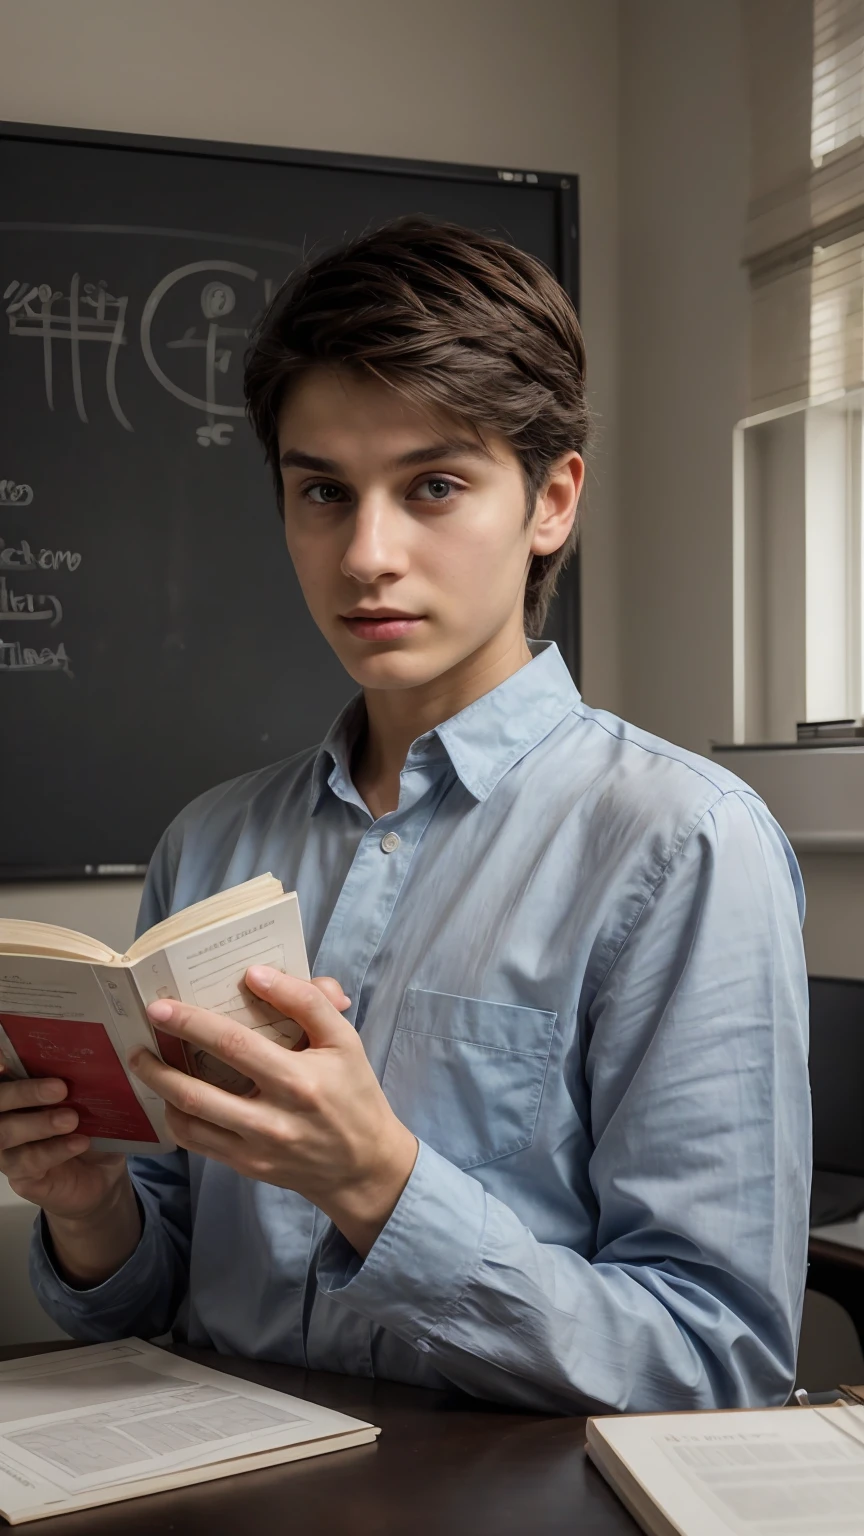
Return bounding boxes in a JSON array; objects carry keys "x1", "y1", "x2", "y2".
[{"x1": 711, "y1": 744, "x2": 864, "y2": 853}]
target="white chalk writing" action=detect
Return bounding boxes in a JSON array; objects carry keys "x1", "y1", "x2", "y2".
[
  {"x1": 4, "y1": 276, "x2": 132, "y2": 431},
  {"x1": 141, "y1": 261, "x2": 273, "y2": 447},
  {"x1": 0, "y1": 637, "x2": 72, "y2": 674},
  {"x1": 0, "y1": 540, "x2": 81, "y2": 572},
  {"x1": 4, "y1": 261, "x2": 276, "y2": 442},
  {"x1": 0, "y1": 479, "x2": 33, "y2": 507},
  {"x1": 0, "y1": 575, "x2": 62, "y2": 626}
]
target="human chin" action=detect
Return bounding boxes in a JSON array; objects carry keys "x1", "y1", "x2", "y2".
[
  {"x1": 328, "y1": 631, "x2": 439, "y2": 689},
  {"x1": 322, "y1": 615, "x2": 456, "y2": 687}
]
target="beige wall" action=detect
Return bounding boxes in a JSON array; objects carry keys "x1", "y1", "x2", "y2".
[
  {"x1": 0, "y1": 0, "x2": 620, "y2": 949},
  {"x1": 618, "y1": 0, "x2": 747, "y2": 753},
  {"x1": 617, "y1": 0, "x2": 864, "y2": 979}
]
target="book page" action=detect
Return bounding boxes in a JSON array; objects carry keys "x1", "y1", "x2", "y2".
[
  {"x1": 0, "y1": 919, "x2": 117, "y2": 964},
  {"x1": 590, "y1": 1407, "x2": 864, "y2": 1536},
  {"x1": 0, "y1": 1340, "x2": 376, "y2": 1522},
  {"x1": 132, "y1": 894, "x2": 310, "y2": 1094},
  {"x1": 125, "y1": 874, "x2": 285, "y2": 962},
  {"x1": 0, "y1": 957, "x2": 170, "y2": 1150}
]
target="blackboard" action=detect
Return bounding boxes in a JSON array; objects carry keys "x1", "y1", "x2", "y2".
[{"x1": 0, "y1": 122, "x2": 579, "y2": 878}]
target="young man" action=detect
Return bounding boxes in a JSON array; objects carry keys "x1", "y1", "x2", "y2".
[{"x1": 2, "y1": 220, "x2": 809, "y2": 1415}]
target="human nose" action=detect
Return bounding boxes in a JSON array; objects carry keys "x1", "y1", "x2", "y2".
[{"x1": 340, "y1": 494, "x2": 409, "y2": 585}]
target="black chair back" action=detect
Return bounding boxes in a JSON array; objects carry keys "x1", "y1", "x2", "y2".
[
  {"x1": 809, "y1": 975, "x2": 864, "y2": 1180},
  {"x1": 806, "y1": 977, "x2": 864, "y2": 1362}
]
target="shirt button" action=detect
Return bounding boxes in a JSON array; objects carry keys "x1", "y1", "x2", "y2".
[{"x1": 380, "y1": 832, "x2": 400, "y2": 854}]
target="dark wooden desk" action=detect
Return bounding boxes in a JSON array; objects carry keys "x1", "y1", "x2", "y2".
[
  {"x1": 809, "y1": 1234, "x2": 864, "y2": 1272},
  {"x1": 0, "y1": 1343, "x2": 638, "y2": 1535}
]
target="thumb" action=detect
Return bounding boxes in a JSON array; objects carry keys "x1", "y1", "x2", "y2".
[{"x1": 244, "y1": 966, "x2": 351, "y2": 1048}]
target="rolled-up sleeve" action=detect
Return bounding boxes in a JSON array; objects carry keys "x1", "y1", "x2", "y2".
[
  {"x1": 29, "y1": 826, "x2": 193, "y2": 1341},
  {"x1": 318, "y1": 790, "x2": 811, "y2": 1414},
  {"x1": 30, "y1": 1152, "x2": 191, "y2": 1340}
]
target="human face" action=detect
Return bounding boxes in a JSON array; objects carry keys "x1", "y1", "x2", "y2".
[{"x1": 277, "y1": 367, "x2": 579, "y2": 695}]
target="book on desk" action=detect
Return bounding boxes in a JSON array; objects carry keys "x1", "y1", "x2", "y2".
[
  {"x1": 587, "y1": 1395, "x2": 864, "y2": 1535},
  {"x1": 0, "y1": 1338, "x2": 379, "y2": 1525}
]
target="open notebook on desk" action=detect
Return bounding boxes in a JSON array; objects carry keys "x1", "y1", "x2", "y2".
[
  {"x1": 0, "y1": 1339, "x2": 378, "y2": 1525},
  {"x1": 587, "y1": 1399, "x2": 864, "y2": 1536}
]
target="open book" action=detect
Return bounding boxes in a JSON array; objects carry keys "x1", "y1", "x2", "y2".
[
  {"x1": 587, "y1": 1400, "x2": 864, "y2": 1536},
  {"x1": 0, "y1": 1339, "x2": 378, "y2": 1524},
  {"x1": 0, "y1": 875, "x2": 309, "y2": 1154}
]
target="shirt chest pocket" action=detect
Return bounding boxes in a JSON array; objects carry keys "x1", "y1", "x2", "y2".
[{"x1": 381, "y1": 988, "x2": 557, "y2": 1171}]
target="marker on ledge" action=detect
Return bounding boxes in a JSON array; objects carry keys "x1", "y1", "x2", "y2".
[
  {"x1": 86, "y1": 864, "x2": 150, "y2": 876},
  {"x1": 0, "y1": 864, "x2": 150, "y2": 882}
]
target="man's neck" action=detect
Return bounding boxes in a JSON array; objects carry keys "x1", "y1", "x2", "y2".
[{"x1": 352, "y1": 628, "x2": 534, "y2": 820}]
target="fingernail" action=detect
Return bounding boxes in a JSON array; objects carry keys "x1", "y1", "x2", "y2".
[
  {"x1": 147, "y1": 1000, "x2": 173, "y2": 1022},
  {"x1": 39, "y1": 1080, "x2": 66, "y2": 1103},
  {"x1": 246, "y1": 965, "x2": 275, "y2": 991},
  {"x1": 127, "y1": 1050, "x2": 141, "y2": 1071},
  {"x1": 53, "y1": 1110, "x2": 77, "y2": 1131}
]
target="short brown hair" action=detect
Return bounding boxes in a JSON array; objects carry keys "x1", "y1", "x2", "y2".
[{"x1": 244, "y1": 217, "x2": 589, "y2": 636}]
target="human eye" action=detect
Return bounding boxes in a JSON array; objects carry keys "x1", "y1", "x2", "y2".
[
  {"x1": 409, "y1": 475, "x2": 464, "y2": 504},
  {"x1": 304, "y1": 481, "x2": 350, "y2": 506}
]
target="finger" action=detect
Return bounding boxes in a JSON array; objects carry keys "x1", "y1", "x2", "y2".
[
  {"x1": 129, "y1": 1047, "x2": 266, "y2": 1133},
  {"x1": 166, "y1": 1134, "x2": 239, "y2": 1172},
  {"x1": 287, "y1": 977, "x2": 351, "y2": 1051},
  {"x1": 244, "y1": 968, "x2": 352, "y2": 1048},
  {"x1": 311, "y1": 976, "x2": 352, "y2": 1011},
  {"x1": 145, "y1": 998, "x2": 310, "y2": 1092},
  {"x1": 0, "y1": 1106, "x2": 80, "y2": 1154},
  {"x1": 0, "y1": 1077, "x2": 68, "y2": 1112},
  {"x1": 164, "y1": 1106, "x2": 244, "y2": 1160},
  {"x1": 3, "y1": 1133, "x2": 90, "y2": 1182}
]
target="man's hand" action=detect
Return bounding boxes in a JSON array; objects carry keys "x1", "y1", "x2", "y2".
[
  {"x1": 131, "y1": 968, "x2": 418, "y2": 1258},
  {"x1": 0, "y1": 1068, "x2": 142, "y2": 1286},
  {"x1": 0, "y1": 1070, "x2": 128, "y2": 1220}
]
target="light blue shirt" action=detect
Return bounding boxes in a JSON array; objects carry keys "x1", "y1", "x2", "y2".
[{"x1": 32, "y1": 643, "x2": 811, "y2": 1414}]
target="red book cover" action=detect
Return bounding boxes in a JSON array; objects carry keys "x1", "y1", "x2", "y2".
[
  {"x1": 0, "y1": 1012, "x2": 159, "y2": 1143},
  {"x1": 152, "y1": 1027, "x2": 190, "y2": 1075}
]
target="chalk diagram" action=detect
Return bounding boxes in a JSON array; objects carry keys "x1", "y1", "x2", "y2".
[
  {"x1": 4, "y1": 259, "x2": 278, "y2": 445},
  {"x1": 0, "y1": 229, "x2": 296, "y2": 681},
  {"x1": 141, "y1": 260, "x2": 276, "y2": 447}
]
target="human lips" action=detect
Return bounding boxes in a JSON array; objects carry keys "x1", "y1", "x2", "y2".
[{"x1": 339, "y1": 609, "x2": 425, "y2": 641}]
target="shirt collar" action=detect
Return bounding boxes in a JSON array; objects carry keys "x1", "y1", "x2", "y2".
[
  {"x1": 435, "y1": 641, "x2": 580, "y2": 799},
  {"x1": 309, "y1": 641, "x2": 580, "y2": 813},
  {"x1": 309, "y1": 692, "x2": 367, "y2": 815}
]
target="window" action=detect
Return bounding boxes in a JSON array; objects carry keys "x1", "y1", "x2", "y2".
[
  {"x1": 735, "y1": 394, "x2": 864, "y2": 739},
  {"x1": 812, "y1": 0, "x2": 864, "y2": 163},
  {"x1": 737, "y1": 0, "x2": 864, "y2": 740}
]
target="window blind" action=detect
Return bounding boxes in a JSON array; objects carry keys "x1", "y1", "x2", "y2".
[{"x1": 744, "y1": 0, "x2": 864, "y2": 409}]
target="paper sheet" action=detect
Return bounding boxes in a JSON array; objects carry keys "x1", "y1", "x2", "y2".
[
  {"x1": 0, "y1": 1340, "x2": 374, "y2": 1521},
  {"x1": 592, "y1": 1405, "x2": 864, "y2": 1536}
]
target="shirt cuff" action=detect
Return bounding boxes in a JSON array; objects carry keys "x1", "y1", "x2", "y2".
[
  {"x1": 316, "y1": 1139, "x2": 487, "y2": 1346},
  {"x1": 29, "y1": 1175, "x2": 168, "y2": 1335}
]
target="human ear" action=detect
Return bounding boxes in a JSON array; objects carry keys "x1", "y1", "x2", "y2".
[{"x1": 529, "y1": 452, "x2": 585, "y2": 557}]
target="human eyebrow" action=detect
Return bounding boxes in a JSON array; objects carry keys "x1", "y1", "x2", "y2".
[
  {"x1": 278, "y1": 440, "x2": 492, "y2": 476},
  {"x1": 390, "y1": 441, "x2": 492, "y2": 470},
  {"x1": 278, "y1": 449, "x2": 343, "y2": 473}
]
